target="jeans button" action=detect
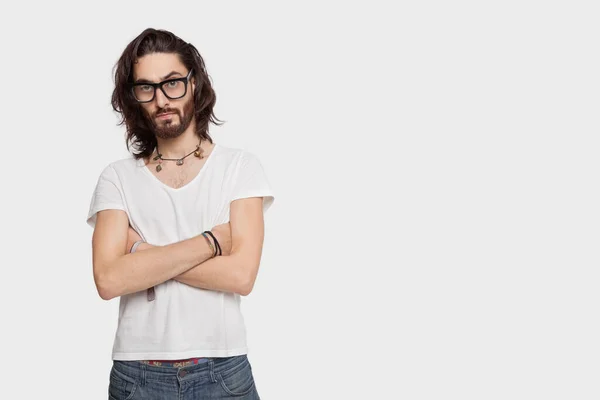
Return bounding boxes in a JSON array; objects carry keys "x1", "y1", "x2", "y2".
[{"x1": 179, "y1": 370, "x2": 188, "y2": 378}]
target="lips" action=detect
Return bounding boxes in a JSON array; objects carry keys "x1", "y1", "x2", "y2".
[{"x1": 157, "y1": 112, "x2": 175, "y2": 119}]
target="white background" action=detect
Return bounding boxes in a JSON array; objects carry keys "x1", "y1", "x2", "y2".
[{"x1": 1, "y1": 1, "x2": 598, "y2": 399}]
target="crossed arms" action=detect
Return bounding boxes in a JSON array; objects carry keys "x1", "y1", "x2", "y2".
[{"x1": 90, "y1": 197, "x2": 266, "y2": 300}]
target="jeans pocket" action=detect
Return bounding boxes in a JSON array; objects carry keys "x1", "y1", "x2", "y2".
[
  {"x1": 108, "y1": 366, "x2": 137, "y2": 400},
  {"x1": 217, "y1": 357, "x2": 256, "y2": 396}
]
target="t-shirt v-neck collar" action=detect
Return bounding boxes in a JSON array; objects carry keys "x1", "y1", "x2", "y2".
[{"x1": 137, "y1": 143, "x2": 219, "y2": 191}]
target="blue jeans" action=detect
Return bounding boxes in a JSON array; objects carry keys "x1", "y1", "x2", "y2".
[{"x1": 108, "y1": 354, "x2": 260, "y2": 399}]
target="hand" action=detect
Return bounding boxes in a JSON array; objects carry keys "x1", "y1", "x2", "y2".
[
  {"x1": 210, "y1": 222, "x2": 232, "y2": 256},
  {"x1": 126, "y1": 226, "x2": 143, "y2": 253}
]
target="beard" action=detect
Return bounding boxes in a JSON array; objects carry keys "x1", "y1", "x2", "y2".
[{"x1": 148, "y1": 97, "x2": 195, "y2": 140}]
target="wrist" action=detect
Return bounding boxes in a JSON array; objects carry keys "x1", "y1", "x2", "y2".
[
  {"x1": 206, "y1": 230, "x2": 222, "y2": 257},
  {"x1": 201, "y1": 231, "x2": 218, "y2": 258}
]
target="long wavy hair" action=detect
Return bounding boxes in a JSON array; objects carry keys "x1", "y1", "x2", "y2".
[{"x1": 111, "y1": 28, "x2": 224, "y2": 160}]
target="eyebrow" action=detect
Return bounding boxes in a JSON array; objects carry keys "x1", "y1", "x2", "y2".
[{"x1": 134, "y1": 71, "x2": 184, "y2": 84}]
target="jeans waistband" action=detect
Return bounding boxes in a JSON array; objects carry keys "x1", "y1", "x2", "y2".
[{"x1": 112, "y1": 354, "x2": 249, "y2": 385}]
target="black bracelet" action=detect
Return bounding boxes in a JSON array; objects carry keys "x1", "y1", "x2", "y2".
[
  {"x1": 214, "y1": 233, "x2": 222, "y2": 256},
  {"x1": 213, "y1": 232, "x2": 222, "y2": 256},
  {"x1": 208, "y1": 231, "x2": 222, "y2": 256},
  {"x1": 203, "y1": 231, "x2": 218, "y2": 257},
  {"x1": 204, "y1": 230, "x2": 222, "y2": 257}
]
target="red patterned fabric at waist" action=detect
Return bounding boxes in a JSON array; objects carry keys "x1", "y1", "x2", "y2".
[{"x1": 139, "y1": 357, "x2": 207, "y2": 368}]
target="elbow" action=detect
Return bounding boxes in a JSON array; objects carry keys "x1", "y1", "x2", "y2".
[
  {"x1": 96, "y1": 280, "x2": 117, "y2": 301},
  {"x1": 94, "y1": 269, "x2": 118, "y2": 301},
  {"x1": 237, "y1": 267, "x2": 258, "y2": 296},
  {"x1": 238, "y1": 282, "x2": 254, "y2": 296},
  {"x1": 97, "y1": 286, "x2": 116, "y2": 301}
]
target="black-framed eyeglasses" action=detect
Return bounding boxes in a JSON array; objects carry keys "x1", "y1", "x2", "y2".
[{"x1": 131, "y1": 69, "x2": 194, "y2": 103}]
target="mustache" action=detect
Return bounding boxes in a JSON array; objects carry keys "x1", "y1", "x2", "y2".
[{"x1": 155, "y1": 109, "x2": 179, "y2": 118}]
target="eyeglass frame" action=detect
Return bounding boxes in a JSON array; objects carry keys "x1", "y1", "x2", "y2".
[{"x1": 131, "y1": 69, "x2": 194, "y2": 103}]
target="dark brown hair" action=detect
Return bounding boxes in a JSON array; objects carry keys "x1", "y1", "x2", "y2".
[{"x1": 111, "y1": 28, "x2": 224, "y2": 160}]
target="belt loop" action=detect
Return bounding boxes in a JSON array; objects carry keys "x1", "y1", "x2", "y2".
[
  {"x1": 208, "y1": 359, "x2": 217, "y2": 383},
  {"x1": 141, "y1": 362, "x2": 146, "y2": 387}
]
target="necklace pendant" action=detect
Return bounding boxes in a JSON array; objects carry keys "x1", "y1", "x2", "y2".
[
  {"x1": 156, "y1": 164, "x2": 162, "y2": 172},
  {"x1": 176, "y1": 159, "x2": 184, "y2": 166}
]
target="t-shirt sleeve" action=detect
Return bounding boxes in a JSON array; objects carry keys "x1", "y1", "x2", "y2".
[
  {"x1": 230, "y1": 151, "x2": 275, "y2": 214},
  {"x1": 86, "y1": 164, "x2": 127, "y2": 229}
]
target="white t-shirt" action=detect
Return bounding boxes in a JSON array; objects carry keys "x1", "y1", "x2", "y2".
[{"x1": 86, "y1": 143, "x2": 275, "y2": 360}]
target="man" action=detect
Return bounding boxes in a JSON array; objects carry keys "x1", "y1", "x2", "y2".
[{"x1": 86, "y1": 28, "x2": 274, "y2": 399}]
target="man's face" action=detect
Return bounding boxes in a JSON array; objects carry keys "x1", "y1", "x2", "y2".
[{"x1": 133, "y1": 53, "x2": 195, "y2": 140}]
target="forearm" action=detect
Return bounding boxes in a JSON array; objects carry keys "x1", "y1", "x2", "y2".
[
  {"x1": 135, "y1": 242, "x2": 247, "y2": 295},
  {"x1": 173, "y1": 254, "x2": 248, "y2": 295},
  {"x1": 99, "y1": 235, "x2": 214, "y2": 299}
]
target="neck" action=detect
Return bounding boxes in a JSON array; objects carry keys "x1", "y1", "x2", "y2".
[{"x1": 155, "y1": 127, "x2": 202, "y2": 159}]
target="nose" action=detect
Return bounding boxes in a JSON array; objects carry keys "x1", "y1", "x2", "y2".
[{"x1": 155, "y1": 88, "x2": 170, "y2": 109}]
